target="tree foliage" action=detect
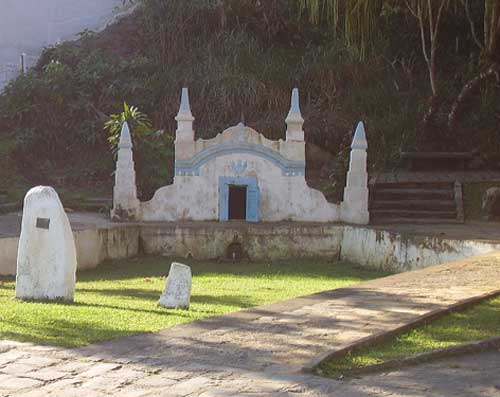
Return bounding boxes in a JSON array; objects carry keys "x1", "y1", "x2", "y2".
[{"x1": 0, "y1": 0, "x2": 499, "y2": 201}]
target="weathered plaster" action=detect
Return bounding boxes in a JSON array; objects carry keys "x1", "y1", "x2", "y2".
[
  {"x1": 0, "y1": 226, "x2": 140, "y2": 276},
  {"x1": 113, "y1": 88, "x2": 368, "y2": 224},
  {"x1": 73, "y1": 226, "x2": 140, "y2": 270},
  {"x1": 2, "y1": 222, "x2": 500, "y2": 276},
  {"x1": 341, "y1": 226, "x2": 500, "y2": 272},
  {"x1": 139, "y1": 223, "x2": 343, "y2": 261}
]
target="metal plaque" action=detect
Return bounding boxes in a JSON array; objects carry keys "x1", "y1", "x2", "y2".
[{"x1": 36, "y1": 217, "x2": 50, "y2": 230}]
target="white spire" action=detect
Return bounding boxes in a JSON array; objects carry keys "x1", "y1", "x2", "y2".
[
  {"x1": 118, "y1": 121, "x2": 132, "y2": 149},
  {"x1": 176, "y1": 87, "x2": 194, "y2": 122},
  {"x1": 341, "y1": 121, "x2": 369, "y2": 225},
  {"x1": 175, "y1": 87, "x2": 195, "y2": 142},
  {"x1": 112, "y1": 121, "x2": 139, "y2": 221},
  {"x1": 285, "y1": 88, "x2": 304, "y2": 123},
  {"x1": 285, "y1": 88, "x2": 304, "y2": 141},
  {"x1": 351, "y1": 121, "x2": 368, "y2": 150}
]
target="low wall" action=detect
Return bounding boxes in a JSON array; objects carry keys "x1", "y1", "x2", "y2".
[
  {"x1": 1, "y1": 226, "x2": 140, "y2": 276},
  {"x1": 0, "y1": 237, "x2": 19, "y2": 275},
  {"x1": 341, "y1": 226, "x2": 500, "y2": 272},
  {"x1": 1, "y1": 222, "x2": 499, "y2": 276},
  {"x1": 73, "y1": 226, "x2": 140, "y2": 270},
  {"x1": 140, "y1": 223, "x2": 343, "y2": 260}
]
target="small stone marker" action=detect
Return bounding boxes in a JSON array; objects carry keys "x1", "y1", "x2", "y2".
[
  {"x1": 16, "y1": 186, "x2": 77, "y2": 301},
  {"x1": 159, "y1": 263, "x2": 192, "y2": 309},
  {"x1": 482, "y1": 187, "x2": 500, "y2": 220}
]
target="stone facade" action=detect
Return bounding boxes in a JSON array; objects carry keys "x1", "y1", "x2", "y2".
[{"x1": 112, "y1": 88, "x2": 370, "y2": 224}]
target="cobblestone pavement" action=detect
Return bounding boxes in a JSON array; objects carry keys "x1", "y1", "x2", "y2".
[{"x1": 1, "y1": 253, "x2": 499, "y2": 396}]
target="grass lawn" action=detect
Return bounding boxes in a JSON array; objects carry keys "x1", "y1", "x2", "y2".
[
  {"x1": 318, "y1": 295, "x2": 500, "y2": 378},
  {"x1": 0, "y1": 257, "x2": 388, "y2": 347}
]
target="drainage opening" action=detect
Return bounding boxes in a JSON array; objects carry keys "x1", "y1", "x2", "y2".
[{"x1": 226, "y1": 241, "x2": 244, "y2": 261}]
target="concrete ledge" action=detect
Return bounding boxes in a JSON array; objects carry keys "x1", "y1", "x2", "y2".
[{"x1": 302, "y1": 289, "x2": 500, "y2": 373}]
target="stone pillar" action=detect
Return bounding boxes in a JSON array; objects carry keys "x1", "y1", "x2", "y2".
[
  {"x1": 175, "y1": 87, "x2": 195, "y2": 142},
  {"x1": 341, "y1": 121, "x2": 370, "y2": 225},
  {"x1": 111, "y1": 121, "x2": 139, "y2": 221},
  {"x1": 16, "y1": 186, "x2": 77, "y2": 302},
  {"x1": 285, "y1": 88, "x2": 304, "y2": 142}
]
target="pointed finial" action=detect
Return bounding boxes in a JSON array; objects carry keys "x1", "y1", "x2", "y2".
[
  {"x1": 118, "y1": 121, "x2": 132, "y2": 149},
  {"x1": 351, "y1": 121, "x2": 368, "y2": 150},
  {"x1": 285, "y1": 88, "x2": 305, "y2": 141},
  {"x1": 286, "y1": 88, "x2": 304, "y2": 123},
  {"x1": 176, "y1": 87, "x2": 194, "y2": 121}
]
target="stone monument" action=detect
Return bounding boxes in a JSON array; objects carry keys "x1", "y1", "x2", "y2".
[
  {"x1": 159, "y1": 262, "x2": 192, "y2": 309},
  {"x1": 482, "y1": 187, "x2": 500, "y2": 220},
  {"x1": 112, "y1": 88, "x2": 370, "y2": 225},
  {"x1": 16, "y1": 186, "x2": 77, "y2": 301},
  {"x1": 111, "y1": 121, "x2": 139, "y2": 221},
  {"x1": 341, "y1": 122, "x2": 370, "y2": 224}
]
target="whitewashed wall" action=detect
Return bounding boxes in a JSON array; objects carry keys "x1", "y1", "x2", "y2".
[
  {"x1": 0, "y1": 0, "x2": 127, "y2": 88},
  {"x1": 113, "y1": 88, "x2": 368, "y2": 224},
  {"x1": 139, "y1": 125, "x2": 340, "y2": 223}
]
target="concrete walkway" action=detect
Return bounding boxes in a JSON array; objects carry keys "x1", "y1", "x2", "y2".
[{"x1": 1, "y1": 252, "x2": 500, "y2": 396}]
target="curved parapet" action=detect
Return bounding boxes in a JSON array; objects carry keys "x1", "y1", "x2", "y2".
[
  {"x1": 175, "y1": 141, "x2": 305, "y2": 177},
  {"x1": 175, "y1": 124, "x2": 305, "y2": 177},
  {"x1": 131, "y1": 88, "x2": 353, "y2": 224}
]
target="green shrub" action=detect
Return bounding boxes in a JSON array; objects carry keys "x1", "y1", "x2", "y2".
[
  {"x1": 105, "y1": 103, "x2": 173, "y2": 199},
  {"x1": 0, "y1": 0, "x2": 499, "y2": 200}
]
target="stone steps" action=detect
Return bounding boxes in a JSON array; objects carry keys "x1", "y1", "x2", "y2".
[
  {"x1": 371, "y1": 209, "x2": 457, "y2": 219},
  {"x1": 373, "y1": 181, "x2": 452, "y2": 189},
  {"x1": 371, "y1": 199, "x2": 456, "y2": 211},
  {"x1": 370, "y1": 181, "x2": 460, "y2": 224},
  {"x1": 0, "y1": 202, "x2": 21, "y2": 215},
  {"x1": 369, "y1": 217, "x2": 462, "y2": 225},
  {"x1": 373, "y1": 188, "x2": 454, "y2": 201}
]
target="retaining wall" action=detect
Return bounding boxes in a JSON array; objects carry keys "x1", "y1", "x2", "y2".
[
  {"x1": 139, "y1": 223, "x2": 343, "y2": 260},
  {"x1": 1, "y1": 222, "x2": 499, "y2": 276}
]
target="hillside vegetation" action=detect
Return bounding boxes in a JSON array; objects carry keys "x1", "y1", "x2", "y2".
[{"x1": 0, "y1": 0, "x2": 499, "y2": 202}]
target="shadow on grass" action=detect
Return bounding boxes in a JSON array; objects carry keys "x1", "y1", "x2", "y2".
[
  {"x1": 76, "y1": 257, "x2": 390, "y2": 283},
  {"x1": 76, "y1": 287, "x2": 259, "y2": 309},
  {"x1": 0, "y1": 317, "x2": 147, "y2": 348},
  {"x1": 77, "y1": 287, "x2": 160, "y2": 301}
]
